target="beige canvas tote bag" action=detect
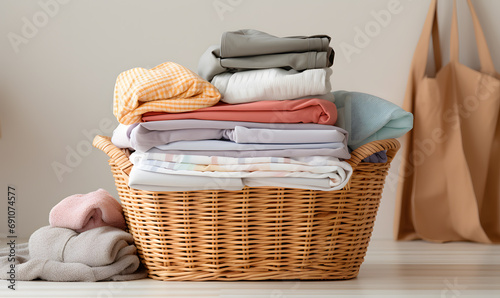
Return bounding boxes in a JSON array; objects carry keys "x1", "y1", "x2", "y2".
[{"x1": 395, "y1": 0, "x2": 500, "y2": 243}]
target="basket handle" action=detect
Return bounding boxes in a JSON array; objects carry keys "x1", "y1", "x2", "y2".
[
  {"x1": 93, "y1": 135, "x2": 133, "y2": 175},
  {"x1": 346, "y1": 139, "x2": 401, "y2": 169}
]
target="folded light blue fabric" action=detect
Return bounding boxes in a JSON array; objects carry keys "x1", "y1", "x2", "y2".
[{"x1": 333, "y1": 90, "x2": 413, "y2": 149}]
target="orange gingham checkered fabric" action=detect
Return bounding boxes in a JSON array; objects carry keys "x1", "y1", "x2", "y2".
[{"x1": 113, "y1": 62, "x2": 221, "y2": 125}]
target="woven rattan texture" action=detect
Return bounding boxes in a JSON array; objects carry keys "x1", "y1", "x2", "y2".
[{"x1": 94, "y1": 136, "x2": 400, "y2": 281}]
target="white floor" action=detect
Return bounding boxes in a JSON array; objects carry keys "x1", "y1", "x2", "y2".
[{"x1": 1, "y1": 239, "x2": 499, "y2": 298}]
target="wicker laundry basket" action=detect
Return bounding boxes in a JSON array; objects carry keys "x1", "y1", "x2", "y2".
[{"x1": 93, "y1": 135, "x2": 400, "y2": 281}]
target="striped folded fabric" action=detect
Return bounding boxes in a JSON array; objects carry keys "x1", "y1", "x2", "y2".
[
  {"x1": 129, "y1": 151, "x2": 352, "y2": 189},
  {"x1": 113, "y1": 62, "x2": 221, "y2": 125}
]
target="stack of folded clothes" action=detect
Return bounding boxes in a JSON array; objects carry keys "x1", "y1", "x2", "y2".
[
  {"x1": 197, "y1": 29, "x2": 334, "y2": 104},
  {"x1": 111, "y1": 30, "x2": 355, "y2": 192},
  {"x1": 110, "y1": 29, "x2": 413, "y2": 192},
  {"x1": 0, "y1": 189, "x2": 147, "y2": 281}
]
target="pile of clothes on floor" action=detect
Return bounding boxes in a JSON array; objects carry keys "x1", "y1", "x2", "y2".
[
  {"x1": 111, "y1": 29, "x2": 413, "y2": 192},
  {"x1": 0, "y1": 189, "x2": 147, "y2": 282}
]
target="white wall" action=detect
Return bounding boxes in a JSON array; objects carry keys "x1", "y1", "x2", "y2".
[{"x1": 1, "y1": 0, "x2": 499, "y2": 239}]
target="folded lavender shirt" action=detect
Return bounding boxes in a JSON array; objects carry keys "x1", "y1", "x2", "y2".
[{"x1": 116, "y1": 119, "x2": 348, "y2": 152}]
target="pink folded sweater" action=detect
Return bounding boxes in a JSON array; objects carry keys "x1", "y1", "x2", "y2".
[
  {"x1": 141, "y1": 98, "x2": 337, "y2": 125},
  {"x1": 49, "y1": 189, "x2": 126, "y2": 233}
]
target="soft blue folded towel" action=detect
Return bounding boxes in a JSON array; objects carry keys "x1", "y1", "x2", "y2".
[{"x1": 333, "y1": 90, "x2": 413, "y2": 149}]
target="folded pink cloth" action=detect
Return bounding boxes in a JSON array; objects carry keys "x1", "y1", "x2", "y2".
[
  {"x1": 49, "y1": 189, "x2": 126, "y2": 233},
  {"x1": 141, "y1": 98, "x2": 337, "y2": 125}
]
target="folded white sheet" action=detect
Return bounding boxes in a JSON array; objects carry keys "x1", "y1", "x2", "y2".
[
  {"x1": 136, "y1": 161, "x2": 349, "y2": 183},
  {"x1": 245, "y1": 177, "x2": 341, "y2": 191},
  {"x1": 128, "y1": 167, "x2": 352, "y2": 192},
  {"x1": 212, "y1": 68, "x2": 332, "y2": 104},
  {"x1": 129, "y1": 168, "x2": 244, "y2": 192}
]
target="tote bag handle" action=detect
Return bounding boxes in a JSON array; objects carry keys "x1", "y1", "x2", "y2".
[
  {"x1": 411, "y1": 0, "x2": 495, "y2": 80},
  {"x1": 450, "y1": 0, "x2": 496, "y2": 74},
  {"x1": 410, "y1": 0, "x2": 441, "y2": 80}
]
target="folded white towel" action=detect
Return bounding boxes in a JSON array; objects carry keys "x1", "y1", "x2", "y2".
[{"x1": 212, "y1": 68, "x2": 332, "y2": 104}]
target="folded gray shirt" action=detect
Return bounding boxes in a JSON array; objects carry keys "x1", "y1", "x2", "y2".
[
  {"x1": 220, "y1": 29, "x2": 331, "y2": 58},
  {"x1": 198, "y1": 45, "x2": 334, "y2": 81},
  {"x1": 199, "y1": 29, "x2": 334, "y2": 81},
  {"x1": 29, "y1": 226, "x2": 135, "y2": 267}
]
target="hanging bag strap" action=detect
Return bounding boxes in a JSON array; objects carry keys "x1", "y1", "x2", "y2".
[
  {"x1": 467, "y1": 0, "x2": 495, "y2": 74},
  {"x1": 431, "y1": 10, "x2": 443, "y2": 72},
  {"x1": 410, "y1": 0, "x2": 442, "y2": 81},
  {"x1": 450, "y1": 0, "x2": 459, "y2": 62},
  {"x1": 450, "y1": 0, "x2": 495, "y2": 73}
]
